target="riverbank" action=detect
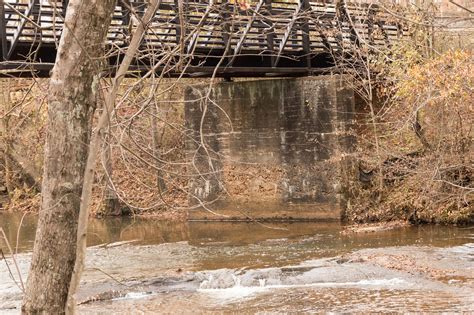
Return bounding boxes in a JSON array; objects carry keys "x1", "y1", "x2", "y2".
[{"x1": 1, "y1": 51, "x2": 472, "y2": 224}]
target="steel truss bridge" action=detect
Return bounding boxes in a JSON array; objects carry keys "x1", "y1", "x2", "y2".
[{"x1": 0, "y1": 0, "x2": 403, "y2": 77}]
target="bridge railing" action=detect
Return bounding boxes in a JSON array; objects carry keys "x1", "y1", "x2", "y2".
[{"x1": 0, "y1": 0, "x2": 404, "y2": 76}]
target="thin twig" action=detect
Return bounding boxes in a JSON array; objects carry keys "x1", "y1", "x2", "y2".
[{"x1": 0, "y1": 228, "x2": 25, "y2": 292}]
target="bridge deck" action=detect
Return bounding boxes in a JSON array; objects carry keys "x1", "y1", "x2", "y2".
[{"x1": 0, "y1": 0, "x2": 402, "y2": 77}]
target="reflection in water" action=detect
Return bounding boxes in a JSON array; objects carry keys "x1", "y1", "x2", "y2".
[
  {"x1": 1, "y1": 212, "x2": 471, "y2": 255},
  {"x1": 0, "y1": 213, "x2": 37, "y2": 252},
  {"x1": 1, "y1": 212, "x2": 473, "y2": 272},
  {"x1": 0, "y1": 213, "x2": 191, "y2": 252}
]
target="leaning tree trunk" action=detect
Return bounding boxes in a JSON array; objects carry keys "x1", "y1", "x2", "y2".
[{"x1": 21, "y1": 0, "x2": 116, "y2": 313}]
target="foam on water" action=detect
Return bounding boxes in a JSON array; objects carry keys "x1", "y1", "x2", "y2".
[
  {"x1": 112, "y1": 292, "x2": 155, "y2": 301},
  {"x1": 198, "y1": 285, "x2": 269, "y2": 300},
  {"x1": 357, "y1": 278, "x2": 407, "y2": 286},
  {"x1": 198, "y1": 278, "x2": 409, "y2": 301}
]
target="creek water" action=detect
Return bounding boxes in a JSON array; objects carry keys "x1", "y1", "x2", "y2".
[{"x1": 0, "y1": 212, "x2": 473, "y2": 313}]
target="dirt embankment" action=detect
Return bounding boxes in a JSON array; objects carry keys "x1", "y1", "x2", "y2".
[{"x1": 343, "y1": 50, "x2": 473, "y2": 225}]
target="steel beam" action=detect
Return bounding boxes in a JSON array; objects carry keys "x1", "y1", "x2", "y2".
[
  {"x1": 7, "y1": 0, "x2": 40, "y2": 59},
  {"x1": 228, "y1": 0, "x2": 265, "y2": 66},
  {"x1": 0, "y1": 0, "x2": 8, "y2": 61},
  {"x1": 274, "y1": 0, "x2": 303, "y2": 67}
]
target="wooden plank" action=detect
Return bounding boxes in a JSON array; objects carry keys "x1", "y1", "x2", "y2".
[{"x1": 375, "y1": 21, "x2": 390, "y2": 46}]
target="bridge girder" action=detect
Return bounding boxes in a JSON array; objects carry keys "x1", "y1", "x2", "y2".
[{"x1": 0, "y1": 0, "x2": 403, "y2": 78}]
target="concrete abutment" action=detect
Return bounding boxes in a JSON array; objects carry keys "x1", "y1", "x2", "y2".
[{"x1": 185, "y1": 76, "x2": 356, "y2": 220}]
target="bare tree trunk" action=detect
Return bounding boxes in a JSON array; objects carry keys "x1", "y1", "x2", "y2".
[
  {"x1": 67, "y1": 1, "x2": 161, "y2": 312},
  {"x1": 21, "y1": 0, "x2": 116, "y2": 313},
  {"x1": 0, "y1": 79, "x2": 14, "y2": 197},
  {"x1": 413, "y1": 109, "x2": 431, "y2": 150},
  {"x1": 151, "y1": 103, "x2": 166, "y2": 192},
  {"x1": 102, "y1": 132, "x2": 122, "y2": 216}
]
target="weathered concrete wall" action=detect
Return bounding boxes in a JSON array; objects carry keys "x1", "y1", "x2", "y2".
[{"x1": 185, "y1": 76, "x2": 355, "y2": 220}]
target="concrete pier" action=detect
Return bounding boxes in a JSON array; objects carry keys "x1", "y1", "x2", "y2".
[{"x1": 185, "y1": 76, "x2": 355, "y2": 220}]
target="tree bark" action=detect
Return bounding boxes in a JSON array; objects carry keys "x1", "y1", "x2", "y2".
[
  {"x1": 66, "y1": 1, "x2": 161, "y2": 312},
  {"x1": 21, "y1": 0, "x2": 116, "y2": 313}
]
